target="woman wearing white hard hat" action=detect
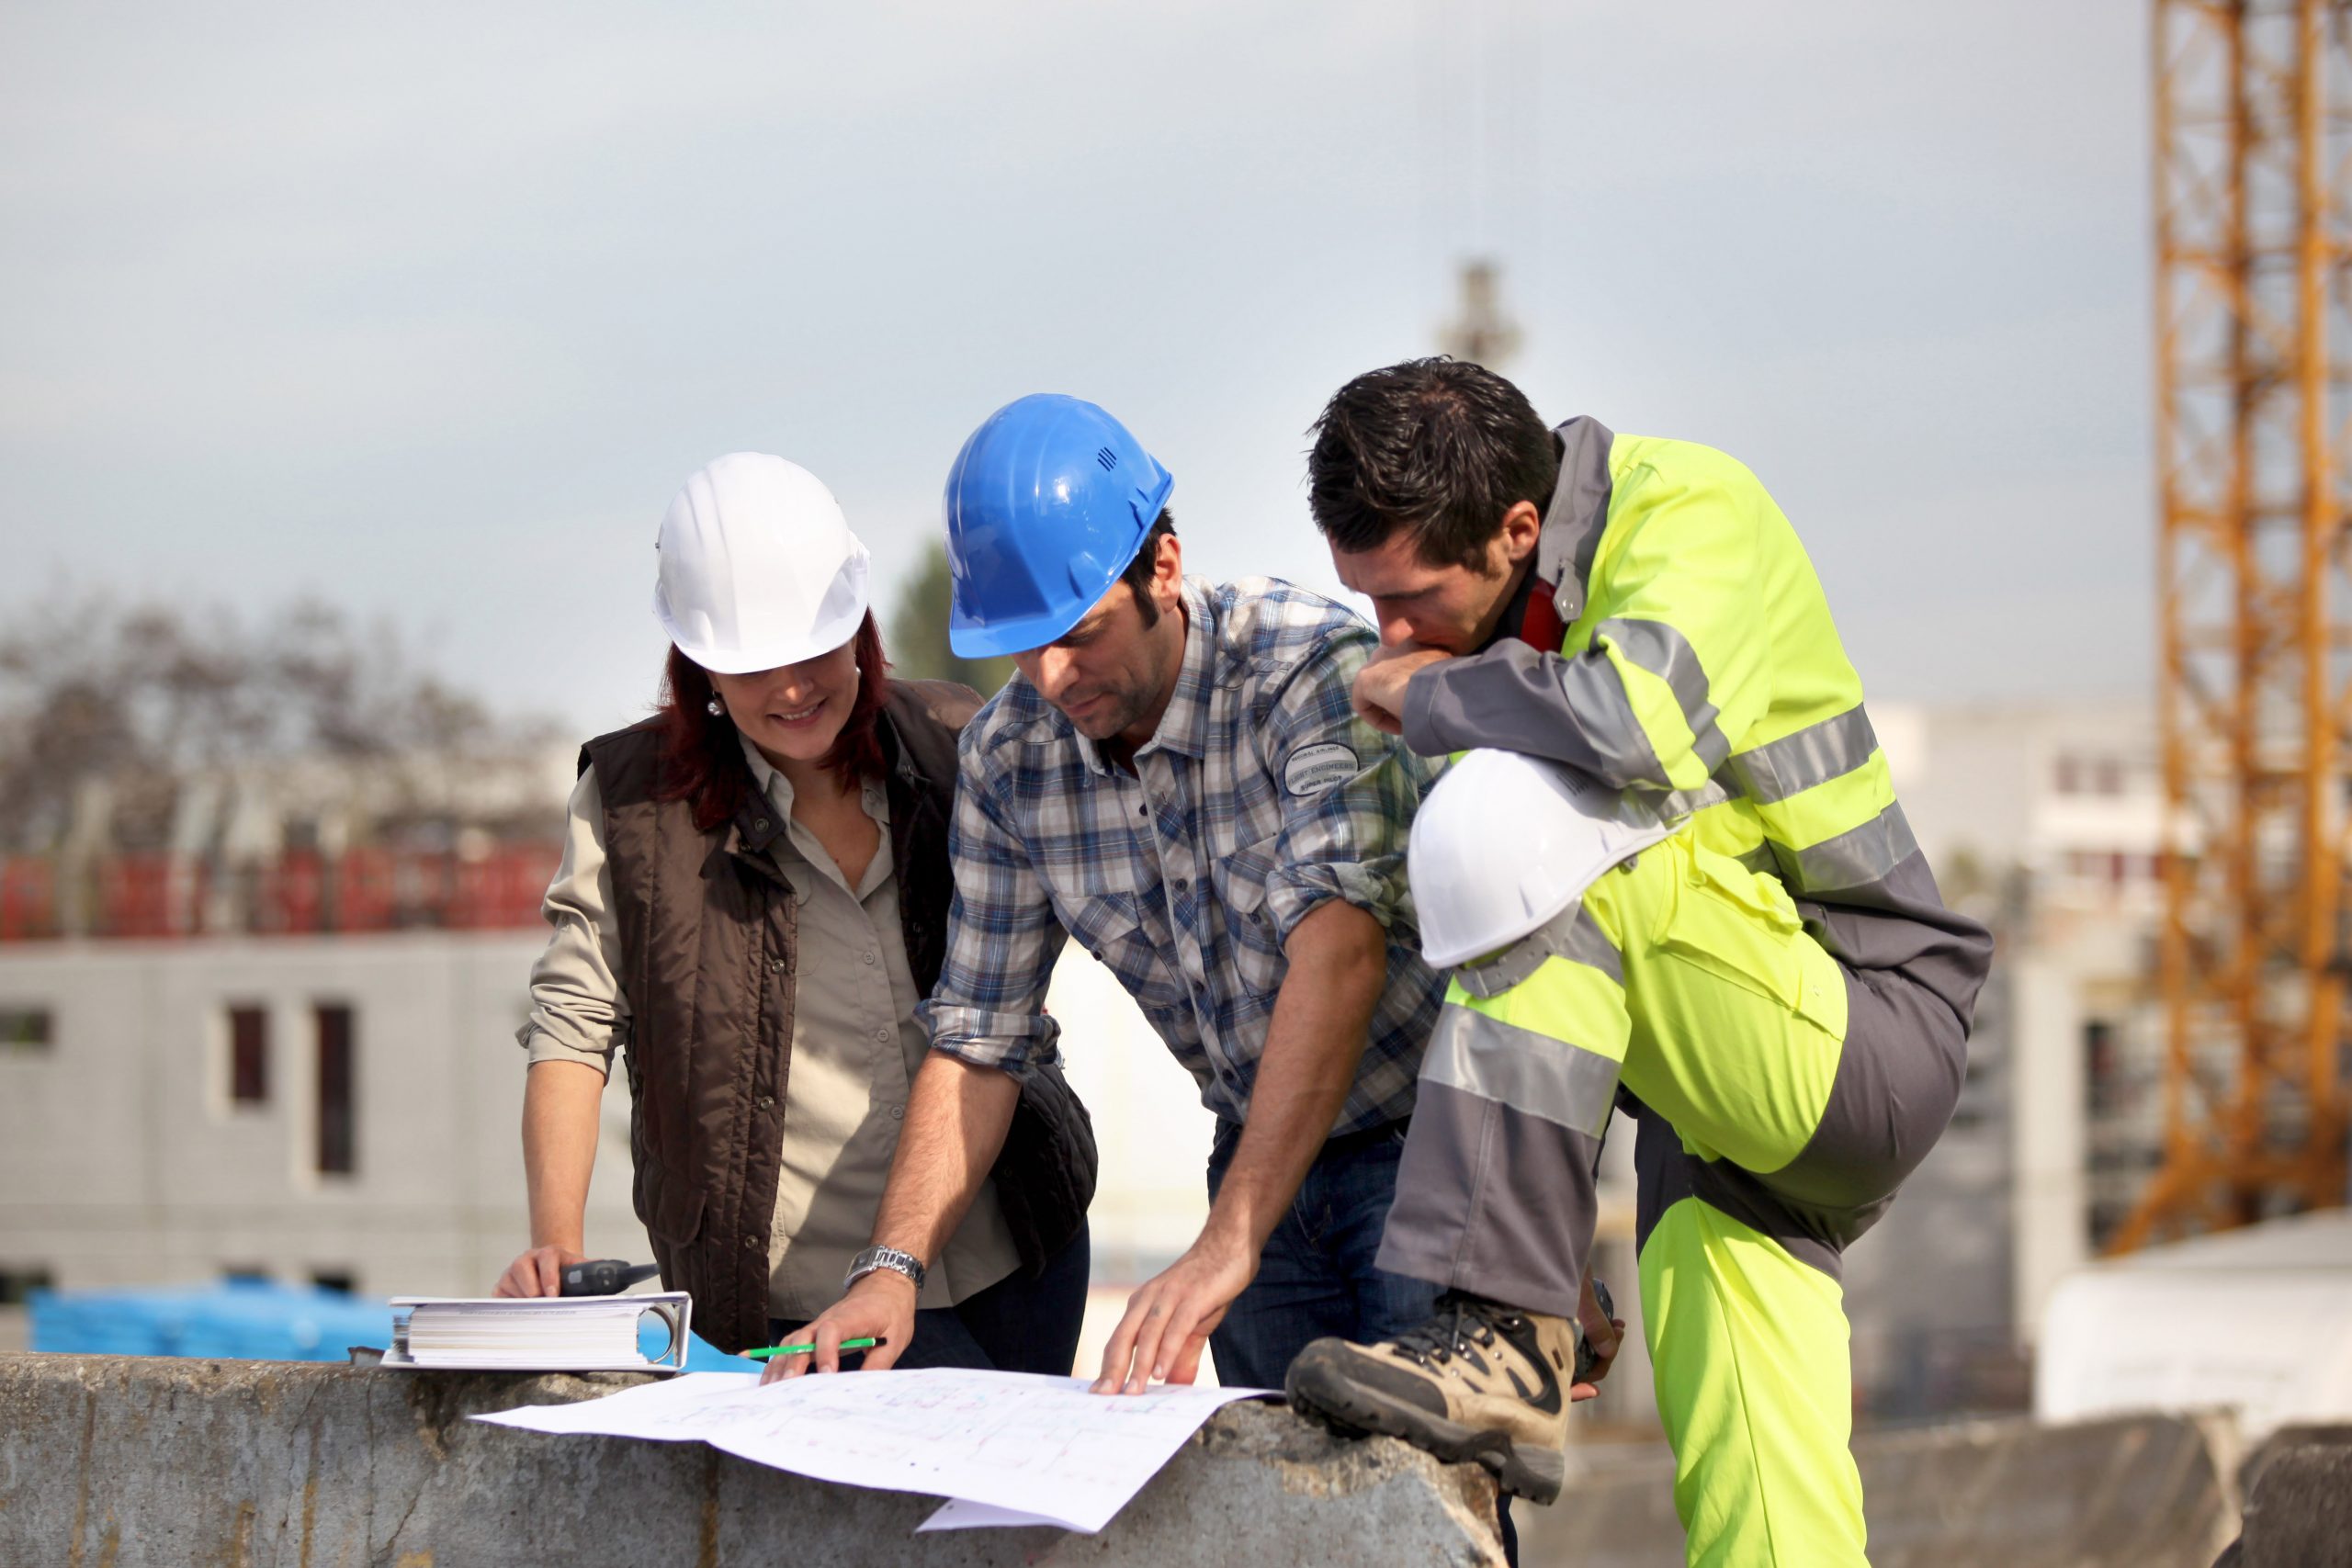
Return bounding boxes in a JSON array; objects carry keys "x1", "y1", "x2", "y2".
[{"x1": 495, "y1": 453, "x2": 1094, "y2": 1371}]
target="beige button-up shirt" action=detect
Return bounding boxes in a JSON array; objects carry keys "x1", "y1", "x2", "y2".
[{"x1": 520, "y1": 737, "x2": 1021, "y2": 1321}]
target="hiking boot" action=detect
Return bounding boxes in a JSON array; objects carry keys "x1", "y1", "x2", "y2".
[{"x1": 1284, "y1": 1292, "x2": 1577, "y2": 1504}]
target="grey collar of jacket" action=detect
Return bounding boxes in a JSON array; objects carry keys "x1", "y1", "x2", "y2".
[{"x1": 1534, "y1": 416, "x2": 1616, "y2": 629}]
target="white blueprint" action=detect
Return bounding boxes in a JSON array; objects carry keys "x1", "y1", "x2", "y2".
[{"x1": 474, "y1": 1369, "x2": 1273, "y2": 1533}]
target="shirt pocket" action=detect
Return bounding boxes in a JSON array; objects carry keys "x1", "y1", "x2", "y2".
[
  {"x1": 1056, "y1": 884, "x2": 1188, "y2": 1012},
  {"x1": 1209, "y1": 837, "x2": 1287, "y2": 1005}
]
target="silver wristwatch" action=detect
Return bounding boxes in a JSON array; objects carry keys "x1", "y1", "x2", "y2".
[{"x1": 844, "y1": 1245, "x2": 926, "y2": 1293}]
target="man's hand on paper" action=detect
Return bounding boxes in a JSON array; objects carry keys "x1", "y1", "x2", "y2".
[
  {"x1": 1350, "y1": 645, "x2": 1450, "y2": 738},
  {"x1": 759, "y1": 1271, "x2": 916, "y2": 1384},
  {"x1": 1091, "y1": 1230, "x2": 1256, "y2": 1394},
  {"x1": 493, "y1": 1244, "x2": 588, "y2": 1298}
]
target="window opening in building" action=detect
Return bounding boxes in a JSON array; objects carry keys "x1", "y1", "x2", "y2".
[
  {"x1": 228, "y1": 1004, "x2": 268, "y2": 1105},
  {"x1": 310, "y1": 1269, "x2": 356, "y2": 1294},
  {"x1": 0, "y1": 1007, "x2": 53, "y2": 1054},
  {"x1": 316, "y1": 1002, "x2": 356, "y2": 1176},
  {"x1": 2085, "y1": 1018, "x2": 2118, "y2": 1112},
  {"x1": 0, "y1": 1267, "x2": 56, "y2": 1304}
]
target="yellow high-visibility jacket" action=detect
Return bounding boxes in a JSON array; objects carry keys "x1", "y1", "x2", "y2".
[{"x1": 1400, "y1": 416, "x2": 1990, "y2": 1022}]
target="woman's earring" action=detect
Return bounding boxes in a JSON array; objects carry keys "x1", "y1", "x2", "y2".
[{"x1": 706, "y1": 695, "x2": 725, "y2": 717}]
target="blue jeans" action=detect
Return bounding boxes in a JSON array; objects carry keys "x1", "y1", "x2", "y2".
[
  {"x1": 772, "y1": 1224, "x2": 1091, "y2": 1375},
  {"x1": 1205, "y1": 1119, "x2": 1439, "y2": 1390}
]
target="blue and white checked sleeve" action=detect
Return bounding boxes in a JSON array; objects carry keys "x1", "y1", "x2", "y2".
[
  {"x1": 917, "y1": 737, "x2": 1069, "y2": 1074},
  {"x1": 1258, "y1": 627, "x2": 1430, "y2": 947}
]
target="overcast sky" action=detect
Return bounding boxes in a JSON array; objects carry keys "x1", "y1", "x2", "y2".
[{"x1": 0, "y1": 2, "x2": 2149, "y2": 737}]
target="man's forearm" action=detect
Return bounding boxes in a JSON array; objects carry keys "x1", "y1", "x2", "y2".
[
  {"x1": 1401, "y1": 641, "x2": 1662, "y2": 789},
  {"x1": 868, "y1": 1051, "x2": 1023, "y2": 1265},
  {"x1": 1203, "y1": 900, "x2": 1388, "y2": 1258}
]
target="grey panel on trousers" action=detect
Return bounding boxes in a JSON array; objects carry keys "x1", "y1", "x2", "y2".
[
  {"x1": 1631, "y1": 956, "x2": 1976, "y2": 1277},
  {"x1": 1793, "y1": 852, "x2": 1996, "y2": 1028},
  {"x1": 1633, "y1": 1112, "x2": 1844, "y2": 1280},
  {"x1": 1771, "y1": 963, "x2": 1968, "y2": 1214},
  {"x1": 1419, "y1": 1004, "x2": 1623, "y2": 1139},
  {"x1": 1378, "y1": 1077, "x2": 1602, "y2": 1320}
]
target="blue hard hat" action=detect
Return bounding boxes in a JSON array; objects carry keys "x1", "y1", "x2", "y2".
[{"x1": 943, "y1": 394, "x2": 1175, "y2": 658}]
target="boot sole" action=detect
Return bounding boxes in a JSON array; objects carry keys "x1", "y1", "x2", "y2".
[{"x1": 1284, "y1": 1359, "x2": 1566, "y2": 1506}]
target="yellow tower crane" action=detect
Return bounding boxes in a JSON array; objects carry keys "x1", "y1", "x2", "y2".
[{"x1": 2118, "y1": 0, "x2": 2352, "y2": 1249}]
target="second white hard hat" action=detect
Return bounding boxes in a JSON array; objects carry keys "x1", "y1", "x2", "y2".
[
  {"x1": 1408, "y1": 749, "x2": 1677, "y2": 969},
  {"x1": 653, "y1": 453, "x2": 872, "y2": 673}
]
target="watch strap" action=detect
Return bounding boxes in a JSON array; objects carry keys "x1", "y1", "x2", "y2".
[{"x1": 845, "y1": 1244, "x2": 926, "y2": 1294}]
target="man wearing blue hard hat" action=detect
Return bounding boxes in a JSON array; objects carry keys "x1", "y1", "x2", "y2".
[{"x1": 770, "y1": 393, "x2": 1451, "y2": 1397}]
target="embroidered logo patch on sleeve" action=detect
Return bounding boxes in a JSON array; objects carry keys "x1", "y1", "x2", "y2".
[{"x1": 1283, "y1": 742, "x2": 1359, "y2": 796}]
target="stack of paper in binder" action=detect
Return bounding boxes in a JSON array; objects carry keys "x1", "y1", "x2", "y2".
[{"x1": 386, "y1": 1293, "x2": 691, "y2": 1373}]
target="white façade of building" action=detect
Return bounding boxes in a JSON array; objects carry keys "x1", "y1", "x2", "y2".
[{"x1": 0, "y1": 932, "x2": 640, "y2": 1307}]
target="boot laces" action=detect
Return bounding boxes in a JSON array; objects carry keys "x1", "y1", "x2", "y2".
[{"x1": 1386, "y1": 1293, "x2": 1520, "y2": 1371}]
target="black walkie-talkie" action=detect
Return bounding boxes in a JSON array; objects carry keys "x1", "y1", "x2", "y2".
[
  {"x1": 559, "y1": 1259, "x2": 662, "y2": 1296},
  {"x1": 1574, "y1": 1280, "x2": 1618, "y2": 1384}
]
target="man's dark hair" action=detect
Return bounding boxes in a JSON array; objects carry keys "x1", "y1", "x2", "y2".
[
  {"x1": 1306, "y1": 358, "x2": 1558, "y2": 570},
  {"x1": 1117, "y1": 510, "x2": 1177, "y2": 628}
]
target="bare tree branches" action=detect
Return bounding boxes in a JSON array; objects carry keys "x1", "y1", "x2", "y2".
[{"x1": 0, "y1": 592, "x2": 554, "y2": 852}]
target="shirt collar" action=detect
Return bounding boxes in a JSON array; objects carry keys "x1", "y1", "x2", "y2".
[
  {"x1": 736, "y1": 733, "x2": 887, "y2": 820},
  {"x1": 1070, "y1": 576, "x2": 1216, "y2": 776},
  {"x1": 1533, "y1": 415, "x2": 1616, "y2": 628}
]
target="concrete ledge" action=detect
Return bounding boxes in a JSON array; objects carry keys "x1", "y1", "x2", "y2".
[
  {"x1": 1518, "y1": 1412, "x2": 2240, "y2": 1568},
  {"x1": 0, "y1": 1353, "x2": 1505, "y2": 1567},
  {"x1": 2237, "y1": 1420, "x2": 2352, "y2": 1501},
  {"x1": 2232, "y1": 1442, "x2": 2352, "y2": 1568}
]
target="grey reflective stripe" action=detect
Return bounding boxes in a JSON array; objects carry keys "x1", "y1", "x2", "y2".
[
  {"x1": 1536, "y1": 416, "x2": 1616, "y2": 627},
  {"x1": 1555, "y1": 652, "x2": 1673, "y2": 789},
  {"x1": 1453, "y1": 904, "x2": 1624, "y2": 998},
  {"x1": 1658, "y1": 775, "x2": 1736, "y2": 819},
  {"x1": 1784, "y1": 802, "x2": 1921, "y2": 893},
  {"x1": 1736, "y1": 842, "x2": 1780, "y2": 876},
  {"x1": 1599, "y1": 618, "x2": 1731, "y2": 775},
  {"x1": 1421, "y1": 1004, "x2": 1623, "y2": 1139},
  {"x1": 1555, "y1": 904, "x2": 1625, "y2": 982},
  {"x1": 1727, "y1": 705, "x2": 1882, "y2": 805}
]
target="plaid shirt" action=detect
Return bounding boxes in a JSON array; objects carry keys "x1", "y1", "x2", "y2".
[{"x1": 922, "y1": 576, "x2": 1445, "y2": 1134}]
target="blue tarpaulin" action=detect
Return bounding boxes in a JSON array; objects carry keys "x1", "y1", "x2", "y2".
[
  {"x1": 30, "y1": 1279, "x2": 756, "y2": 1371},
  {"x1": 31, "y1": 1279, "x2": 397, "y2": 1360}
]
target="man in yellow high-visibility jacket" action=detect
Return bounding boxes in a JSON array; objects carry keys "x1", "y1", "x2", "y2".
[{"x1": 1283, "y1": 358, "x2": 1993, "y2": 1567}]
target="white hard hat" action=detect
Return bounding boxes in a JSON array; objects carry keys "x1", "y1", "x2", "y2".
[
  {"x1": 1409, "y1": 750, "x2": 1676, "y2": 969},
  {"x1": 652, "y1": 453, "x2": 873, "y2": 673}
]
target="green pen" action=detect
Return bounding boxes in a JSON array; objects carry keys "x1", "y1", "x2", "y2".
[{"x1": 742, "y1": 1337, "x2": 887, "y2": 1360}]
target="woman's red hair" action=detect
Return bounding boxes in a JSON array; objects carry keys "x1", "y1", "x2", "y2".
[{"x1": 653, "y1": 614, "x2": 893, "y2": 832}]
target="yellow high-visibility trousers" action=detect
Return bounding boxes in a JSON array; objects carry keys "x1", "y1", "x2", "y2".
[
  {"x1": 1382, "y1": 828, "x2": 1967, "y2": 1567},
  {"x1": 1641, "y1": 1196, "x2": 1865, "y2": 1567}
]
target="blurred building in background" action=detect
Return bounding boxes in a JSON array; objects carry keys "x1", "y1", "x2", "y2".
[{"x1": 0, "y1": 744, "x2": 616, "y2": 1353}]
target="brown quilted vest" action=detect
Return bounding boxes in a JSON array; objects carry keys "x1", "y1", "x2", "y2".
[{"x1": 582, "y1": 679, "x2": 1093, "y2": 1354}]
